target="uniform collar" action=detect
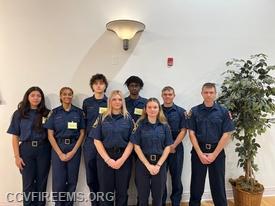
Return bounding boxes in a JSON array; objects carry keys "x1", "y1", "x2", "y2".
[
  {"x1": 57, "y1": 105, "x2": 78, "y2": 112},
  {"x1": 29, "y1": 108, "x2": 38, "y2": 113},
  {"x1": 200, "y1": 102, "x2": 218, "y2": 111},
  {"x1": 104, "y1": 113, "x2": 123, "y2": 120},
  {"x1": 92, "y1": 95, "x2": 107, "y2": 102},
  {"x1": 143, "y1": 118, "x2": 162, "y2": 126},
  {"x1": 125, "y1": 95, "x2": 144, "y2": 103},
  {"x1": 162, "y1": 103, "x2": 177, "y2": 112}
]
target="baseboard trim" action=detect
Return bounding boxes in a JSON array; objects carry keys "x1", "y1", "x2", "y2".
[
  {"x1": 1, "y1": 187, "x2": 275, "y2": 205},
  {"x1": 181, "y1": 186, "x2": 275, "y2": 202}
]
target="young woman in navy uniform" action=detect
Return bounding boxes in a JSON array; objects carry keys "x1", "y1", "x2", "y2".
[
  {"x1": 188, "y1": 83, "x2": 235, "y2": 206},
  {"x1": 44, "y1": 87, "x2": 85, "y2": 206},
  {"x1": 131, "y1": 97, "x2": 173, "y2": 206},
  {"x1": 7, "y1": 86, "x2": 51, "y2": 206},
  {"x1": 82, "y1": 74, "x2": 108, "y2": 206},
  {"x1": 89, "y1": 90, "x2": 134, "y2": 206}
]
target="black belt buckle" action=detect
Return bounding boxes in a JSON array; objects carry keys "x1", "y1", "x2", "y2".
[
  {"x1": 64, "y1": 138, "x2": 71, "y2": 145},
  {"x1": 31, "y1": 141, "x2": 38, "y2": 147},
  {"x1": 150, "y1": 154, "x2": 157, "y2": 161},
  {"x1": 205, "y1": 144, "x2": 211, "y2": 150}
]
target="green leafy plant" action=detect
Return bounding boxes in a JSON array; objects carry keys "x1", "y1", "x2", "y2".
[{"x1": 218, "y1": 54, "x2": 275, "y2": 192}]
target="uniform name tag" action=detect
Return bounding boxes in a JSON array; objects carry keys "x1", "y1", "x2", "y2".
[
  {"x1": 99, "y1": 107, "x2": 107, "y2": 114},
  {"x1": 68, "y1": 121, "x2": 77, "y2": 129},
  {"x1": 42, "y1": 117, "x2": 47, "y2": 124},
  {"x1": 134, "y1": 108, "x2": 143, "y2": 115}
]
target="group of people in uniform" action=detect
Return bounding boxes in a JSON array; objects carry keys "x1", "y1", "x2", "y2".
[{"x1": 7, "y1": 74, "x2": 235, "y2": 206}]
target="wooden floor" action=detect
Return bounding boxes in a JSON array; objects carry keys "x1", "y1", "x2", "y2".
[{"x1": 178, "y1": 196, "x2": 275, "y2": 206}]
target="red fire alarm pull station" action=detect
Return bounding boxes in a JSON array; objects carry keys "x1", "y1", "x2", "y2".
[{"x1": 167, "y1": 57, "x2": 173, "y2": 67}]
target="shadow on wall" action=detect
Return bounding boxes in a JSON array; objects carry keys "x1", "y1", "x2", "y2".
[
  {"x1": 71, "y1": 30, "x2": 143, "y2": 94},
  {"x1": 0, "y1": 91, "x2": 6, "y2": 105},
  {"x1": 45, "y1": 94, "x2": 60, "y2": 109},
  {"x1": 46, "y1": 93, "x2": 93, "y2": 109}
]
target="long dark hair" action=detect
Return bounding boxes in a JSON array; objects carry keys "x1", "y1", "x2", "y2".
[{"x1": 18, "y1": 86, "x2": 49, "y2": 131}]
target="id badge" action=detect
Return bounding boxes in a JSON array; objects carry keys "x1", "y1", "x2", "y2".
[
  {"x1": 68, "y1": 121, "x2": 77, "y2": 129},
  {"x1": 134, "y1": 108, "x2": 143, "y2": 116},
  {"x1": 99, "y1": 107, "x2": 107, "y2": 114}
]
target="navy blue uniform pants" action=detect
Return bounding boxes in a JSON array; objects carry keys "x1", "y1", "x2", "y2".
[
  {"x1": 20, "y1": 141, "x2": 51, "y2": 206},
  {"x1": 52, "y1": 142, "x2": 81, "y2": 206},
  {"x1": 97, "y1": 152, "x2": 132, "y2": 206},
  {"x1": 189, "y1": 149, "x2": 227, "y2": 206},
  {"x1": 131, "y1": 153, "x2": 139, "y2": 206},
  {"x1": 162, "y1": 143, "x2": 184, "y2": 206},
  {"x1": 136, "y1": 159, "x2": 167, "y2": 206},
  {"x1": 83, "y1": 137, "x2": 99, "y2": 206}
]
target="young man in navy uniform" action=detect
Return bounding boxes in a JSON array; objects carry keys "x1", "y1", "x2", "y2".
[
  {"x1": 124, "y1": 76, "x2": 147, "y2": 122},
  {"x1": 188, "y1": 83, "x2": 235, "y2": 206},
  {"x1": 161, "y1": 86, "x2": 187, "y2": 206},
  {"x1": 82, "y1": 74, "x2": 108, "y2": 206}
]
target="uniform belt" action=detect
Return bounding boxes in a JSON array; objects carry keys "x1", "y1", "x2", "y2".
[
  {"x1": 106, "y1": 147, "x2": 125, "y2": 154},
  {"x1": 198, "y1": 142, "x2": 218, "y2": 152},
  {"x1": 56, "y1": 137, "x2": 78, "y2": 145},
  {"x1": 145, "y1": 154, "x2": 161, "y2": 165},
  {"x1": 22, "y1": 139, "x2": 49, "y2": 147}
]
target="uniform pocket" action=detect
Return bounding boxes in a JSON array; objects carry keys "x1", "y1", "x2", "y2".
[
  {"x1": 87, "y1": 107, "x2": 97, "y2": 120},
  {"x1": 195, "y1": 117, "x2": 205, "y2": 134},
  {"x1": 54, "y1": 116, "x2": 64, "y2": 130}
]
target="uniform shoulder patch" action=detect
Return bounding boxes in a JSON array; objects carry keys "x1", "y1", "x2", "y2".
[
  {"x1": 92, "y1": 116, "x2": 100, "y2": 128},
  {"x1": 47, "y1": 110, "x2": 53, "y2": 118},
  {"x1": 187, "y1": 110, "x2": 192, "y2": 119},
  {"x1": 228, "y1": 111, "x2": 233, "y2": 120},
  {"x1": 184, "y1": 111, "x2": 188, "y2": 119}
]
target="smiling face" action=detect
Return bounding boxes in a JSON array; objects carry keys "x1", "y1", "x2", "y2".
[
  {"x1": 28, "y1": 91, "x2": 42, "y2": 108},
  {"x1": 162, "y1": 89, "x2": 175, "y2": 105},
  {"x1": 60, "y1": 88, "x2": 73, "y2": 105},
  {"x1": 110, "y1": 94, "x2": 123, "y2": 112},
  {"x1": 145, "y1": 101, "x2": 160, "y2": 119}
]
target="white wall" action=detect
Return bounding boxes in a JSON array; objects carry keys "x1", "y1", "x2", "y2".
[{"x1": 1, "y1": 0, "x2": 275, "y2": 205}]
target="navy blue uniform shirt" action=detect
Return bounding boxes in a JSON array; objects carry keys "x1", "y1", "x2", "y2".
[
  {"x1": 162, "y1": 104, "x2": 187, "y2": 140},
  {"x1": 82, "y1": 95, "x2": 107, "y2": 136},
  {"x1": 130, "y1": 118, "x2": 173, "y2": 155},
  {"x1": 44, "y1": 105, "x2": 85, "y2": 139},
  {"x1": 89, "y1": 114, "x2": 134, "y2": 148},
  {"x1": 7, "y1": 109, "x2": 48, "y2": 141},
  {"x1": 125, "y1": 96, "x2": 147, "y2": 122},
  {"x1": 188, "y1": 103, "x2": 235, "y2": 143}
]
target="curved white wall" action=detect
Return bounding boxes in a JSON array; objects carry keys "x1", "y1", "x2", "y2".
[{"x1": 1, "y1": 0, "x2": 275, "y2": 205}]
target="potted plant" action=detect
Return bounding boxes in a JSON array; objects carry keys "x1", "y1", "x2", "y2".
[{"x1": 217, "y1": 54, "x2": 275, "y2": 206}]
